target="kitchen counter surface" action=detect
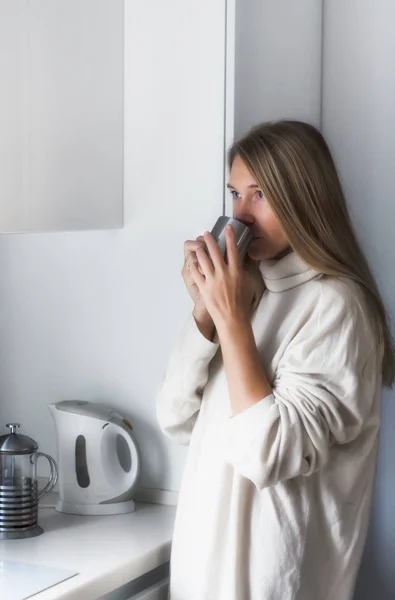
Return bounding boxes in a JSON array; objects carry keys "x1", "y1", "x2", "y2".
[{"x1": 0, "y1": 502, "x2": 176, "y2": 600}]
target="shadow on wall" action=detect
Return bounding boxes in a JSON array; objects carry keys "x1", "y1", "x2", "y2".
[{"x1": 354, "y1": 389, "x2": 395, "y2": 599}]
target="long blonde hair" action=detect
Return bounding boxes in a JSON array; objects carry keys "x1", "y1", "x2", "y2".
[{"x1": 230, "y1": 120, "x2": 395, "y2": 387}]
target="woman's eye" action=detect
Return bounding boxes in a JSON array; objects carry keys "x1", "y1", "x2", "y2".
[
  {"x1": 256, "y1": 191, "x2": 265, "y2": 199},
  {"x1": 230, "y1": 190, "x2": 241, "y2": 200}
]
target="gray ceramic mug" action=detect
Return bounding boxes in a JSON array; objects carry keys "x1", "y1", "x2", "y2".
[{"x1": 210, "y1": 216, "x2": 254, "y2": 262}]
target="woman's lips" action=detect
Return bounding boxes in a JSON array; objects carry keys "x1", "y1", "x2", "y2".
[{"x1": 250, "y1": 235, "x2": 265, "y2": 247}]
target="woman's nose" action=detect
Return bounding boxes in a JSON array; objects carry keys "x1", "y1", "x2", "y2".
[{"x1": 233, "y1": 207, "x2": 255, "y2": 226}]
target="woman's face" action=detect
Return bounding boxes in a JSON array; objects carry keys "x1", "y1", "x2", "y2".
[{"x1": 228, "y1": 155, "x2": 290, "y2": 261}]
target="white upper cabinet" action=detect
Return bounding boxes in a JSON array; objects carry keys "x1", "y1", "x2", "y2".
[{"x1": 0, "y1": 0, "x2": 123, "y2": 233}]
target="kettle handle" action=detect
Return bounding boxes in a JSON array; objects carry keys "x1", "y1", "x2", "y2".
[
  {"x1": 36, "y1": 452, "x2": 59, "y2": 500},
  {"x1": 101, "y1": 422, "x2": 140, "y2": 496},
  {"x1": 115, "y1": 425, "x2": 140, "y2": 493}
]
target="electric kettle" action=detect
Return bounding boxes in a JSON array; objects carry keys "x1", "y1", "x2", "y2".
[{"x1": 49, "y1": 401, "x2": 140, "y2": 515}]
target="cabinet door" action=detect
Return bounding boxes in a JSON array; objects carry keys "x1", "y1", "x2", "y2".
[
  {"x1": 127, "y1": 578, "x2": 169, "y2": 600},
  {"x1": 0, "y1": 0, "x2": 123, "y2": 233}
]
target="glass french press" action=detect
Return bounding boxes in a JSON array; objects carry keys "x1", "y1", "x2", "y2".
[{"x1": 0, "y1": 423, "x2": 58, "y2": 539}]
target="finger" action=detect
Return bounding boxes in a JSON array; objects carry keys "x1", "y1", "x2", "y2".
[
  {"x1": 225, "y1": 225, "x2": 239, "y2": 272},
  {"x1": 189, "y1": 260, "x2": 205, "y2": 289},
  {"x1": 183, "y1": 252, "x2": 206, "y2": 279},
  {"x1": 184, "y1": 240, "x2": 205, "y2": 260},
  {"x1": 203, "y1": 232, "x2": 224, "y2": 270},
  {"x1": 196, "y1": 246, "x2": 214, "y2": 278}
]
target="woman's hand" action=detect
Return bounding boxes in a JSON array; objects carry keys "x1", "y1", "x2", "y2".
[
  {"x1": 191, "y1": 226, "x2": 272, "y2": 413},
  {"x1": 190, "y1": 226, "x2": 255, "y2": 333},
  {"x1": 182, "y1": 236, "x2": 215, "y2": 340}
]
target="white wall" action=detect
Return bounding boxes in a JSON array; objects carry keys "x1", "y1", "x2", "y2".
[
  {"x1": 0, "y1": 0, "x2": 226, "y2": 492},
  {"x1": 322, "y1": 2, "x2": 395, "y2": 598},
  {"x1": 234, "y1": 0, "x2": 323, "y2": 139}
]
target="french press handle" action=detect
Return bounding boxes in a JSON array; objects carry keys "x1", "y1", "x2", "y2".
[{"x1": 36, "y1": 452, "x2": 59, "y2": 500}]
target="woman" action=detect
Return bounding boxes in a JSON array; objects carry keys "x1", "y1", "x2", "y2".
[{"x1": 156, "y1": 120, "x2": 394, "y2": 600}]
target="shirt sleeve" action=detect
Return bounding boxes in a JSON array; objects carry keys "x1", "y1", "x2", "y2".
[
  {"x1": 215, "y1": 281, "x2": 381, "y2": 490},
  {"x1": 156, "y1": 315, "x2": 220, "y2": 445}
]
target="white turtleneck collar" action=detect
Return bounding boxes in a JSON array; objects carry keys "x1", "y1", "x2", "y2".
[{"x1": 259, "y1": 252, "x2": 321, "y2": 292}]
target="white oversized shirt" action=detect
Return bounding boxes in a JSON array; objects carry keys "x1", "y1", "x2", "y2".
[{"x1": 156, "y1": 253, "x2": 381, "y2": 600}]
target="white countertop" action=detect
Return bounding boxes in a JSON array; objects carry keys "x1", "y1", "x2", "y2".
[{"x1": 0, "y1": 502, "x2": 176, "y2": 600}]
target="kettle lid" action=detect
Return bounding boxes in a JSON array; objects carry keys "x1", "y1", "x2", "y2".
[
  {"x1": 52, "y1": 400, "x2": 116, "y2": 422},
  {"x1": 0, "y1": 423, "x2": 38, "y2": 455}
]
